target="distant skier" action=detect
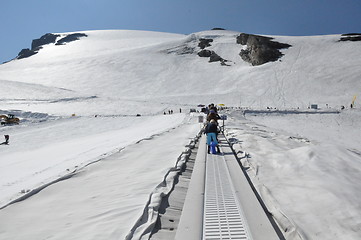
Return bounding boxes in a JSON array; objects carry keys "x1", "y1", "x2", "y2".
[{"x1": 0, "y1": 135, "x2": 9, "y2": 145}]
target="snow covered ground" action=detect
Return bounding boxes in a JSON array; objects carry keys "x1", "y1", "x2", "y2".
[
  {"x1": 225, "y1": 108, "x2": 361, "y2": 240},
  {"x1": 0, "y1": 113, "x2": 201, "y2": 240},
  {"x1": 0, "y1": 29, "x2": 360, "y2": 239}
]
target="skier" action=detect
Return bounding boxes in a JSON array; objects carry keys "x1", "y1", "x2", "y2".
[{"x1": 204, "y1": 119, "x2": 220, "y2": 154}]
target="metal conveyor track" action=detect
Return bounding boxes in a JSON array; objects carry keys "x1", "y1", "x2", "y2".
[{"x1": 203, "y1": 154, "x2": 252, "y2": 240}]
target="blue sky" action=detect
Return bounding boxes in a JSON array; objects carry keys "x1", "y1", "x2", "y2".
[{"x1": 1, "y1": 0, "x2": 360, "y2": 63}]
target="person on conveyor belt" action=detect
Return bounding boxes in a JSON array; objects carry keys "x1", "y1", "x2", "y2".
[
  {"x1": 206, "y1": 109, "x2": 220, "y2": 122},
  {"x1": 204, "y1": 119, "x2": 220, "y2": 154},
  {"x1": 209, "y1": 103, "x2": 218, "y2": 113}
]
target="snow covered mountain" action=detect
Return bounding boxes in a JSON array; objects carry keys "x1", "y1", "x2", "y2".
[
  {"x1": 0, "y1": 30, "x2": 360, "y2": 240},
  {"x1": 0, "y1": 30, "x2": 360, "y2": 116}
]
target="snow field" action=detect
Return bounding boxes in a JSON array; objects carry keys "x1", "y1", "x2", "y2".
[{"x1": 0, "y1": 29, "x2": 360, "y2": 239}]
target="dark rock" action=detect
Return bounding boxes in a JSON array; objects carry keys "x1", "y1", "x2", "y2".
[
  {"x1": 17, "y1": 48, "x2": 37, "y2": 59},
  {"x1": 13, "y1": 32, "x2": 87, "y2": 61},
  {"x1": 236, "y1": 33, "x2": 251, "y2": 45},
  {"x1": 237, "y1": 33, "x2": 291, "y2": 66},
  {"x1": 56, "y1": 33, "x2": 88, "y2": 45},
  {"x1": 209, "y1": 52, "x2": 223, "y2": 62},
  {"x1": 198, "y1": 49, "x2": 213, "y2": 57},
  {"x1": 15, "y1": 33, "x2": 59, "y2": 60},
  {"x1": 239, "y1": 49, "x2": 251, "y2": 63},
  {"x1": 339, "y1": 34, "x2": 361, "y2": 42},
  {"x1": 212, "y1": 28, "x2": 226, "y2": 30},
  {"x1": 31, "y1": 33, "x2": 60, "y2": 51},
  {"x1": 220, "y1": 60, "x2": 231, "y2": 66},
  {"x1": 198, "y1": 38, "x2": 213, "y2": 49},
  {"x1": 198, "y1": 49, "x2": 228, "y2": 64}
]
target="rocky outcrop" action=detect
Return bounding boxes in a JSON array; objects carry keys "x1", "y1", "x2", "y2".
[
  {"x1": 209, "y1": 52, "x2": 223, "y2": 63},
  {"x1": 339, "y1": 33, "x2": 361, "y2": 42},
  {"x1": 31, "y1": 33, "x2": 60, "y2": 51},
  {"x1": 237, "y1": 33, "x2": 291, "y2": 66},
  {"x1": 197, "y1": 50, "x2": 223, "y2": 62},
  {"x1": 17, "y1": 33, "x2": 59, "y2": 59},
  {"x1": 16, "y1": 33, "x2": 87, "y2": 60},
  {"x1": 198, "y1": 38, "x2": 213, "y2": 49},
  {"x1": 198, "y1": 49, "x2": 213, "y2": 58},
  {"x1": 17, "y1": 49, "x2": 38, "y2": 59},
  {"x1": 197, "y1": 38, "x2": 229, "y2": 65},
  {"x1": 55, "y1": 33, "x2": 88, "y2": 45},
  {"x1": 197, "y1": 49, "x2": 229, "y2": 65}
]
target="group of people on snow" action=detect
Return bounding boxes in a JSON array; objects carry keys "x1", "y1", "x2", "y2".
[
  {"x1": 163, "y1": 108, "x2": 183, "y2": 115},
  {"x1": 204, "y1": 103, "x2": 221, "y2": 154}
]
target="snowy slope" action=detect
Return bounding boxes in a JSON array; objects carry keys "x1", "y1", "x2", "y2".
[
  {"x1": 225, "y1": 108, "x2": 361, "y2": 240},
  {"x1": 0, "y1": 29, "x2": 360, "y2": 240},
  {"x1": 1, "y1": 30, "x2": 359, "y2": 115}
]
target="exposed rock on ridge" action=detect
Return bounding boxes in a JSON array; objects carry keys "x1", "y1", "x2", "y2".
[
  {"x1": 56, "y1": 33, "x2": 88, "y2": 45},
  {"x1": 198, "y1": 38, "x2": 213, "y2": 49},
  {"x1": 197, "y1": 38, "x2": 230, "y2": 65},
  {"x1": 339, "y1": 33, "x2": 361, "y2": 42},
  {"x1": 16, "y1": 33, "x2": 88, "y2": 60},
  {"x1": 237, "y1": 33, "x2": 291, "y2": 66},
  {"x1": 32, "y1": 33, "x2": 60, "y2": 51}
]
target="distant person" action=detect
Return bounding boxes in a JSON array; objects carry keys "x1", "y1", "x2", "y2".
[
  {"x1": 209, "y1": 103, "x2": 218, "y2": 113},
  {"x1": 207, "y1": 110, "x2": 220, "y2": 122},
  {"x1": 0, "y1": 135, "x2": 9, "y2": 145},
  {"x1": 179, "y1": 108, "x2": 182, "y2": 113},
  {"x1": 204, "y1": 106, "x2": 209, "y2": 115},
  {"x1": 204, "y1": 120, "x2": 220, "y2": 154}
]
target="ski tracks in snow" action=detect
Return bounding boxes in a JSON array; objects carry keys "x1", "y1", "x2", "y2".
[{"x1": 272, "y1": 44, "x2": 303, "y2": 108}]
